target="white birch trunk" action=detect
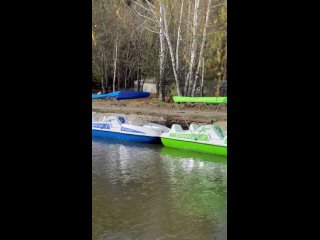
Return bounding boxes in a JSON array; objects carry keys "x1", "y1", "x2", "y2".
[
  {"x1": 175, "y1": 0, "x2": 184, "y2": 81},
  {"x1": 192, "y1": 0, "x2": 212, "y2": 97},
  {"x1": 186, "y1": 0, "x2": 200, "y2": 96},
  {"x1": 159, "y1": 3, "x2": 166, "y2": 101},
  {"x1": 161, "y1": 2, "x2": 182, "y2": 96},
  {"x1": 184, "y1": 2, "x2": 192, "y2": 95}
]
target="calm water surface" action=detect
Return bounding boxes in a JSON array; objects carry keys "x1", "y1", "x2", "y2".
[{"x1": 92, "y1": 137, "x2": 227, "y2": 240}]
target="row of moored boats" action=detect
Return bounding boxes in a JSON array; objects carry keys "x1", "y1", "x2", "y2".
[
  {"x1": 92, "y1": 115, "x2": 227, "y2": 157},
  {"x1": 92, "y1": 90, "x2": 227, "y2": 157}
]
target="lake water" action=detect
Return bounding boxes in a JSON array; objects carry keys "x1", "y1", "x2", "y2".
[{"x1": 92, "y1": 137, "x2": 227, "y2": 240}]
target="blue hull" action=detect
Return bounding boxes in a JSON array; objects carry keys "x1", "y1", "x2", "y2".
[
  {"x1": 92, "y1": 91, "x2": 150, "y2": 100},
  {"x1": 92, "y1": 129, "x2": 160, "y2": 143}
]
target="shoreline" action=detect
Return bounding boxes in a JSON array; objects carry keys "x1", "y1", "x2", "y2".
[{"x1": 92, "y1": 97, "x2": 227, "y2": 130}]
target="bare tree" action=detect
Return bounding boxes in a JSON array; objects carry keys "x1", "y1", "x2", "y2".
[
  {"x1": 93, "y1": 0, "x2": 227, "y2": 98},
  {"x1": 129, "y1": 0, "x2": 184, "y2": 97},
  {"x1": 185, "y1": 0, "x2": 200, "y2": 96},
  {"x1": 191, "y1": 0, "x2": 213, "y2": 97},
  {"x1": 161, "y1": 0, "x2": 182, "y2": 96},
  {"x1": 159, "y1": 2, "x2": 166, "y2": 101}
]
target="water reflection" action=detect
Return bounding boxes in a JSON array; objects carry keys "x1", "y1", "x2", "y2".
[
  {"x1": 92, "y1": 137, "x2": 227, "y2": 240},
  {"x1": 160, "y1": 146, "x2": 227, "y2": 164}
]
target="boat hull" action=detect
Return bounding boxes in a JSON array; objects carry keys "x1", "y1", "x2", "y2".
[
  {"x1": 161, "y1": 137, "x2": 227, "y2": 156},
  {"x1": 173, "y1": 96, "x2": 227, "y2": 104},
  {"x1": 92, "y1": 129, "x2": 160, "y2": 143},
  {"x1": 92, "y1": 90, "x2": 150, "y2": 100}
]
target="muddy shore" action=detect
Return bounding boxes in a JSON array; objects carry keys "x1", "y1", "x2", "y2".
[{"x1": 92, "y1": 97, "x2": 227, "y2": 130}]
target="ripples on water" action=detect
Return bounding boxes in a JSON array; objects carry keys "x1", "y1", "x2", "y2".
[{"x1": 92, "y1": 137, "x2": 227, "y2": 240}]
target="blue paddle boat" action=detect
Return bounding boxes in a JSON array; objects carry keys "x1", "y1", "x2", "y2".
[
  {"x1": 92, "y1": 90, "x2": 169, "y2": 143},
  {"x1": 92, "y1": 115, "x2": 170, "y2": 143}
]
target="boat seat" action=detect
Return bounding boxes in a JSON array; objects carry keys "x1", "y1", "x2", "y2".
[
  {"x1": 189, "y1": 123, "x2": 199, "y2": 132},
  {"x1": 102, "y1": 116, "x2": 107, "y2": 123},
  {"x1": 118, "y1": 116, "x2": 127, "y2": 124},
  {"x1": 170, "y1": 124, "x2": 183, "y2": 133}
]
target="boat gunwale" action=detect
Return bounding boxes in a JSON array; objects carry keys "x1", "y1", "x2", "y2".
[
  {"x1": 92, "y1": 127, "x2": 161, "y2": 138},
  {"x1": 160, "y1": 136, "x2": 226, "y2": 147}
]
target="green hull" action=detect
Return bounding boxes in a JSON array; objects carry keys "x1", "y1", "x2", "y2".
[
  {"x1": 161, "y1": 137, "x2": 227, "y2": 156},
  {"x1": 173, "y1": 96, "x2": 227, "y2": 104}
]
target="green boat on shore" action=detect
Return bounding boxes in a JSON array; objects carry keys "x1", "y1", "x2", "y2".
[
  {"x1": 160, "y1": 123, "x2": 227, "y2": 156},
  {"x1": 173, "y1": 96, "x2": 227, "y2": 104}
]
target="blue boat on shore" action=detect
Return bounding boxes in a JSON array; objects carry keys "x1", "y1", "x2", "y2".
[{"x1": 92, "y1": 90, "x2": 150, "y2": 100}]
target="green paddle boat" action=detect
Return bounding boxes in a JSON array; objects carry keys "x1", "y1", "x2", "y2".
[{"x1": 160, "y1": 123, "x2": 227, "y2": 156}]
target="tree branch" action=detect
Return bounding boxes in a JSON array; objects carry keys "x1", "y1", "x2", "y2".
[
  {"x1": 132, "y1": 0, "x2": 155, "y2": 14},
  {"x1": 144, "y1": 26, "x2": 160, "y2": 34},
  {"x1": 132, "y1": 6, "x2": 158, "y2": 23},
  {"x1": 145, "y1": 0, "x2": 156, "y2": 10}
]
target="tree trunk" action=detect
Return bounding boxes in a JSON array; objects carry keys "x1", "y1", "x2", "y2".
[
  {"x1": 175, "y1": 0, "x2": 184, "y2": 94},
  {"x1": 215, "y1": 45, "x2": 227, "y2": 96},
  {"x1": 192, "y1": 0, "x2": 212, "y2": 97},
  {"x1": 117, "y1": 70, "x2": 120, "y2": 90},
  {"x1": 101, "y1": 52, "x2": 106, "y2": 94},
  {"x1": 184, "y1": 2, "x2": 192, "y2": 95},
  {"x1": 141, "y1": 74, "x2": 146, "y2": 91},
  {"x1": 222, "y1": 66, "x2": 227, "y2": 81},
  {"x1": 215, "y1": 80, "x2": 221, "y2": 96},
  {"x1": 200, "y1": 57, "x2": 205, "y2": 97},
  {"x1": 156, "y1": 75, "x2": 160, "y2": 95},
  {"x1": 137, "y1": 69, "x2": 140, "y2": 91},
  {"x1": 124, "y1": 67, "x2": 127, "y2": 90},
  {"x1": 186, "y1": 0, "x2": 200, "y2": 96},
  {"x1": 161, "y1": 1, "x2": 182, "y2": 96},
  {"x1": 125, "y1": 67, "x2": 132, "y2": 90},
  {"x1": 104, "y1": 61, "x2": 108, "y2": 93},
  {"x1": 101, "y1": 77, "x2": 106, "y2": 94},
  {"x1": 105, "y1": 76, "x2": 109, "y2": 93},
  {"x1": 159, "y1": 4, "x2": 166, "y2": 101},
  {"x1": 113, "y1": 40, "x2": 118, "y2": 92},
  {"x1": 221, "y1": 46, "x2": 227, "y2": 81}
]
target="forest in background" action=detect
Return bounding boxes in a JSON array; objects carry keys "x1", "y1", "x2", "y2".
[{"x1": 92, "y1": 0, "x2": 227, "y2": 100}]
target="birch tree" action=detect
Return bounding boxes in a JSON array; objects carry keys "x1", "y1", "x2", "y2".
[
  {"x1": 185, "y1": 0, "x2": 200, "y2": 96},
  {"x1": 191, "y1": 0, "x2": 212, "y2": 97},
  {"x1": 129, "y1": 0, "x2": 184, "y2": 97},
  {"x1": 93, "y1": 0, "x2": 227, "y2": 97},
  {"x1": 161, "y1": 0, "x2": 182, "y2": 96},
  {"x1": 159, "y1": 3, "x2": 166, "y2": 101}
]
